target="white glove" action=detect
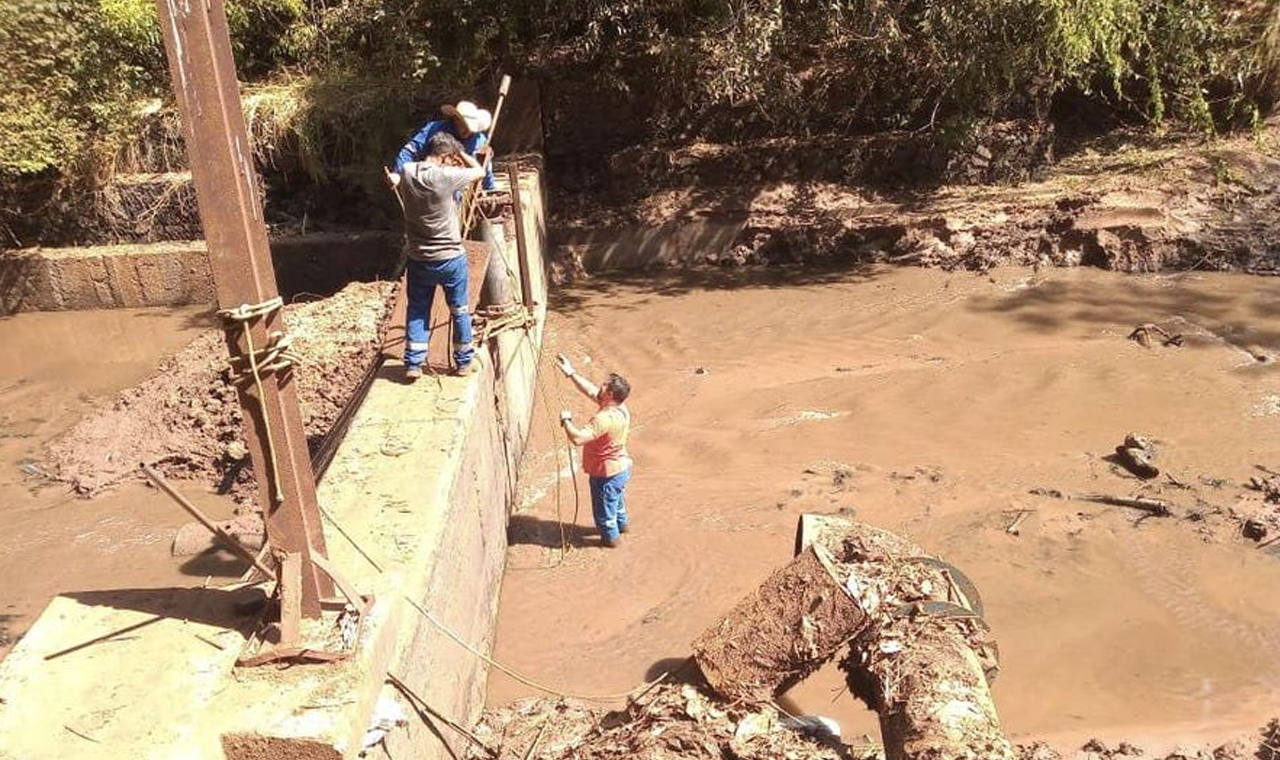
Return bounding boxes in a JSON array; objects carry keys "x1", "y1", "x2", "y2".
[
  {"x1": 556, "y1": 354, "x2": 575, "y2": 377},
  {"x1": 560, "y1": 410, "x2": 573, "y2": 423}
]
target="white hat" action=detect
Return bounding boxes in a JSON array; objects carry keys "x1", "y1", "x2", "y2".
[{"x1": 442, "y1": 100, "x2": 492, "y2": 134}]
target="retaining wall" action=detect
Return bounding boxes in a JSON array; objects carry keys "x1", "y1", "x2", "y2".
[{"x1": 0, "y1": 232, "x2": 401, "y2": 315}]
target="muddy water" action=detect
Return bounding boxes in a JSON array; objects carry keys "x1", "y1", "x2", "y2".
[
  {"x1": 0, "y1": 307, "x2": 236, "y2": 659},
  {"x1": 491, "y1": 266, "x2": 1280, "y2": 750}
]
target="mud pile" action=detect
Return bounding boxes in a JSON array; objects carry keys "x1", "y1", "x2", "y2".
[
  {"x1": 466, "y1": 684, "x2": 852, "y2": 760},
  {"x1": 45, "y1": 280, "x2": 395, "y2": 496}
]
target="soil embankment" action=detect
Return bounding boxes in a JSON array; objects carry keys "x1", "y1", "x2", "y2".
[
  {"x1": 493, "y1": 266, "x2": 1280, "y2": 755},
  {"x1": 553, "y1": 129, "x2": 1280, "y2": 278},
  {"x1": 45, "y1": 280, "x2": 395, "y2": 496}
]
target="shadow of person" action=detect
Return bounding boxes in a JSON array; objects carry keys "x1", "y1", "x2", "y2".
[{"x1": 508, "y1": 513, "x2": 595, "y2": 549}]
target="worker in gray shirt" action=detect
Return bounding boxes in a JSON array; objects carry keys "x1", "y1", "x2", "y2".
[{"x1": 385, "y1": 132, "x2": 485, "y2": 379}]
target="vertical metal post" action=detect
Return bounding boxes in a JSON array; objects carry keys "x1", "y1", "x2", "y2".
[
  {"x1": 508, "y1": 164, "x2": 536, "y2": 311},
  {"x1": 156, "y1": 0, "x2": 333, "y2": 615}
]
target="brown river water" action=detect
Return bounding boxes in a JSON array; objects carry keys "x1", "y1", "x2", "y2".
[
  {"x1": 2, "y1": 268, "x2": 1278, "y2": 752},
  {"x1": 0, "y1": 305, "x2": 237, "y2": 660},
  {"x1": 492, "y1": 266, "x2": 1280, "y2": 751}
]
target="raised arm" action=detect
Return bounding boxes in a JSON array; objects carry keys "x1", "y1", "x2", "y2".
[
  {"x1": 392, "y1": 121, "x2": 440, "y2": 175},
  {"x1": 556, "y1": 354, "x2": 599, "y2": 401}
]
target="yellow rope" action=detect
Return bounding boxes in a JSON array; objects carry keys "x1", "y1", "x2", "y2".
[{"x1": 217, "y1": 298, "x2": 288, "y2": 504}]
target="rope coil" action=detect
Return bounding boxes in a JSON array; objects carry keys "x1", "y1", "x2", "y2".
[{"x1": 216, "y1": 296, "x2": 289, "y2": 504}]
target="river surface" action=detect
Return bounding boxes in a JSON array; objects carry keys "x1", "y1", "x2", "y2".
[
  {"x1": 0, "y1": 306, "x2": 237, "y2": 659},
  {"x1": 491, "y1": 266, "x2": 1280, "y2": 750}
]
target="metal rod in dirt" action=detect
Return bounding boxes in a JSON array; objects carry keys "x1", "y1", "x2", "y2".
[{"x1": 142, "y1": 464, "x2": 278, "y2": 582}]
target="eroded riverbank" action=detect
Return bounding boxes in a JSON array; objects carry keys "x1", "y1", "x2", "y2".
[{"x1": 491, "y1": 265, "x2": 1280, "y2": 753}]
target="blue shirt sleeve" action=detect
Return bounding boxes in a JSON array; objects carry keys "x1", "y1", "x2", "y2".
[
  {"x1": 392, "y1": 120, "x2": 444, "y2": 174},
  {"x1": 471, "y1": 133, "x2": 497, "y2": 191}
]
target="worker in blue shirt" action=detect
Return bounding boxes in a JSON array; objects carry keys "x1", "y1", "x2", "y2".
[{"x1": 389, "y1": 100, "x2": 496, "y2": 191}]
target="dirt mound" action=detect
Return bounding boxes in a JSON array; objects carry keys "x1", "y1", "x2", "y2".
[
  {"x1": 45, "y1": 280, "x2": 395, "y2": 497},
  {"x1": 466, "y1": 684, "x2": 852, "y2": 760}
]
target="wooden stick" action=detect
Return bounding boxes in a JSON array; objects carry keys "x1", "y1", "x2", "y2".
[
  {"x1": 387, "y1": 673, "x2": 497, "y2": 757},
  {"x1": 1078, "y1": 493, "x2": 1172, "y2": 516},
  {"x1": 1005, "y1": 509, "x2": 1034, "y2": 535}
]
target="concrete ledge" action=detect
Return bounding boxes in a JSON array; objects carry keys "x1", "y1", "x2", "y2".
[{"x1": 0, "y1": 241, "x2": 215, "y2": 313}]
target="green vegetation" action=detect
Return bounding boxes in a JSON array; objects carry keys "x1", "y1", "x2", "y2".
[{"x1": 0, "y1": 0, "x2": 1276, "y2": 188}]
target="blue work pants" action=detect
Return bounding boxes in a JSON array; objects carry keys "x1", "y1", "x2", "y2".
[
  {"x1": 589, "y1": 468, "x2": 632, "y2": 542},
  {"x1": 404, "y1": 256, "x2": 474, "y2": 369}
]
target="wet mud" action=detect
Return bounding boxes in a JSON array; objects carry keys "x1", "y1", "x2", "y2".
[
  {"x1": 492, "y1": 266, "x2": 1280, "y2": 754},
  {"x1": 45, "y1": 280, "x2": 395, "y2": 497},
  {"x1": 0, "y1": 306, "x2": 230, "y2": 659}
]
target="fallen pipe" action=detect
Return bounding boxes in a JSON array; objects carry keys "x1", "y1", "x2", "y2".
[{"x1": 693, "y1": 515, "x2": 1012, "y2": 760}]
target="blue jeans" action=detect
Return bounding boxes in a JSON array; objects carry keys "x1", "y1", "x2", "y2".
[
  {"x1": 404, "y1": 256, "x2": 474, "y2": 369},
  {"x1": 589, "y1": 468, "x2": 632, "y2": 542}
]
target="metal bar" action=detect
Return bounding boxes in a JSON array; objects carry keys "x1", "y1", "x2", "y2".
[
  {"x1": 462, "y1": 74, "x2": 513, "y2": 237},
  {"x1": 142, "y1": 465, "x2": 279, "y2": 582},
  {"x1": 155, "y1": 0, "x2": 332, "y2": 615},
  {"x1": 280, "y1": 552, "x2": 302, "y2": 645},
  {"x1": 508, "y1": 163, "x2": 535, "y2": 311}
]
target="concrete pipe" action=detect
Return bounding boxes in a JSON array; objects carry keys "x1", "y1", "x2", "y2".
[
  {"x1": 475, "y1": 218, "x2": 516, "y2": 309},
  {"x1": 695, "y1": 515, "x2": 1013, "y2": 760}
]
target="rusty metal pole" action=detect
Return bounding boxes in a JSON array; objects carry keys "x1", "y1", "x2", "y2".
[{"x1": 155, "y1": 0, "x2": 333, "y2": 615}]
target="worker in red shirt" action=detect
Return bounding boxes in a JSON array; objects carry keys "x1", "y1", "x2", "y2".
[{"x1": 557, "y1": 355, "x2": 633, "y2": 548}]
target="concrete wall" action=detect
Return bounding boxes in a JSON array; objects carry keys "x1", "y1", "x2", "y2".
[
  {"x1": 556, "y1": 217, "x2": 746, "y2": 272},
  {"x1": 375, "y1": 162, "x2": 549, "y2": 760},
  {"x1": 0, "y1": 232, "x2": 400, "y2": 315}
]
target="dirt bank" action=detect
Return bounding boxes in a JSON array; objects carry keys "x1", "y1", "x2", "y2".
[
  {"x1": 553, "y1": 127, "x2": 1280, "y2": 279},
  {"x1": 493, "y1": 266, "x2": 1280, "y2": 755},
  {"x1": 45, "y1": 280, "x2": 396, "y2": 497}
]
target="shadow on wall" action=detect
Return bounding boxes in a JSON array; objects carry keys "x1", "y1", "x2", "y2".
[{"x1": 548, "y1": 263, "x2": 882, "y2": 315}]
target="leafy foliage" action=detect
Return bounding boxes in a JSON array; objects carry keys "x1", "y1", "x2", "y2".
[{"x1": 0, "y1": 0, "x2": 1276, "y2": 183}]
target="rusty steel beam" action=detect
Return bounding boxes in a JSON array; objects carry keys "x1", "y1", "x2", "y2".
[{"x1": 155, "y1": 0, "x2": 332, "y2": 615}]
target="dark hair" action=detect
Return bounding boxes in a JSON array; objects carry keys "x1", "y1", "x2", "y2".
[
  {"x1": 603, "y1": 373, "x2": 631, "y2": 402},
  {"x1": 427, "y1": 132, "x2": 464, "y2": 157}
]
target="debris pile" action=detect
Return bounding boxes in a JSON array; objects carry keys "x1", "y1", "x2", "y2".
[
  {"x1": 465, "y1": 684, "x2": 852, "y2": 760},
  {"x1": 45, "y1": 280, "x2": 396, "y2": 497}
]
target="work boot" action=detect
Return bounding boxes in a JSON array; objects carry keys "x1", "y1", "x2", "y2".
[
  {"x1": 455, "y1": 361, "x2": 479, "y2": 377},
  {"x1": 603, "y1": 535, "x2": 623, "y2": 548},
  {"x1": 405, "y1": 365, "x2": 423, "y2": 382},
  {"x1": 619, "y1": 522, "x2": 631, "y2": 535}
]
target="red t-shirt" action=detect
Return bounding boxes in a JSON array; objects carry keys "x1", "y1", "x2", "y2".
[{"x1": 581, "y1": 404, "x2": 632, "y2": 477}]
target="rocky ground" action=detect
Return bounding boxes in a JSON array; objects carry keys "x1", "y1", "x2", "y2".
[
  {"x1": 44, "y1": 280, "x2": 396, "y2": 498},
  {"x1": 465, "y1": 685, "x2": 1279, "y2": 760},
  {"x1": 552, "y1": 124, "x2": 1280, "y2": 280}
]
